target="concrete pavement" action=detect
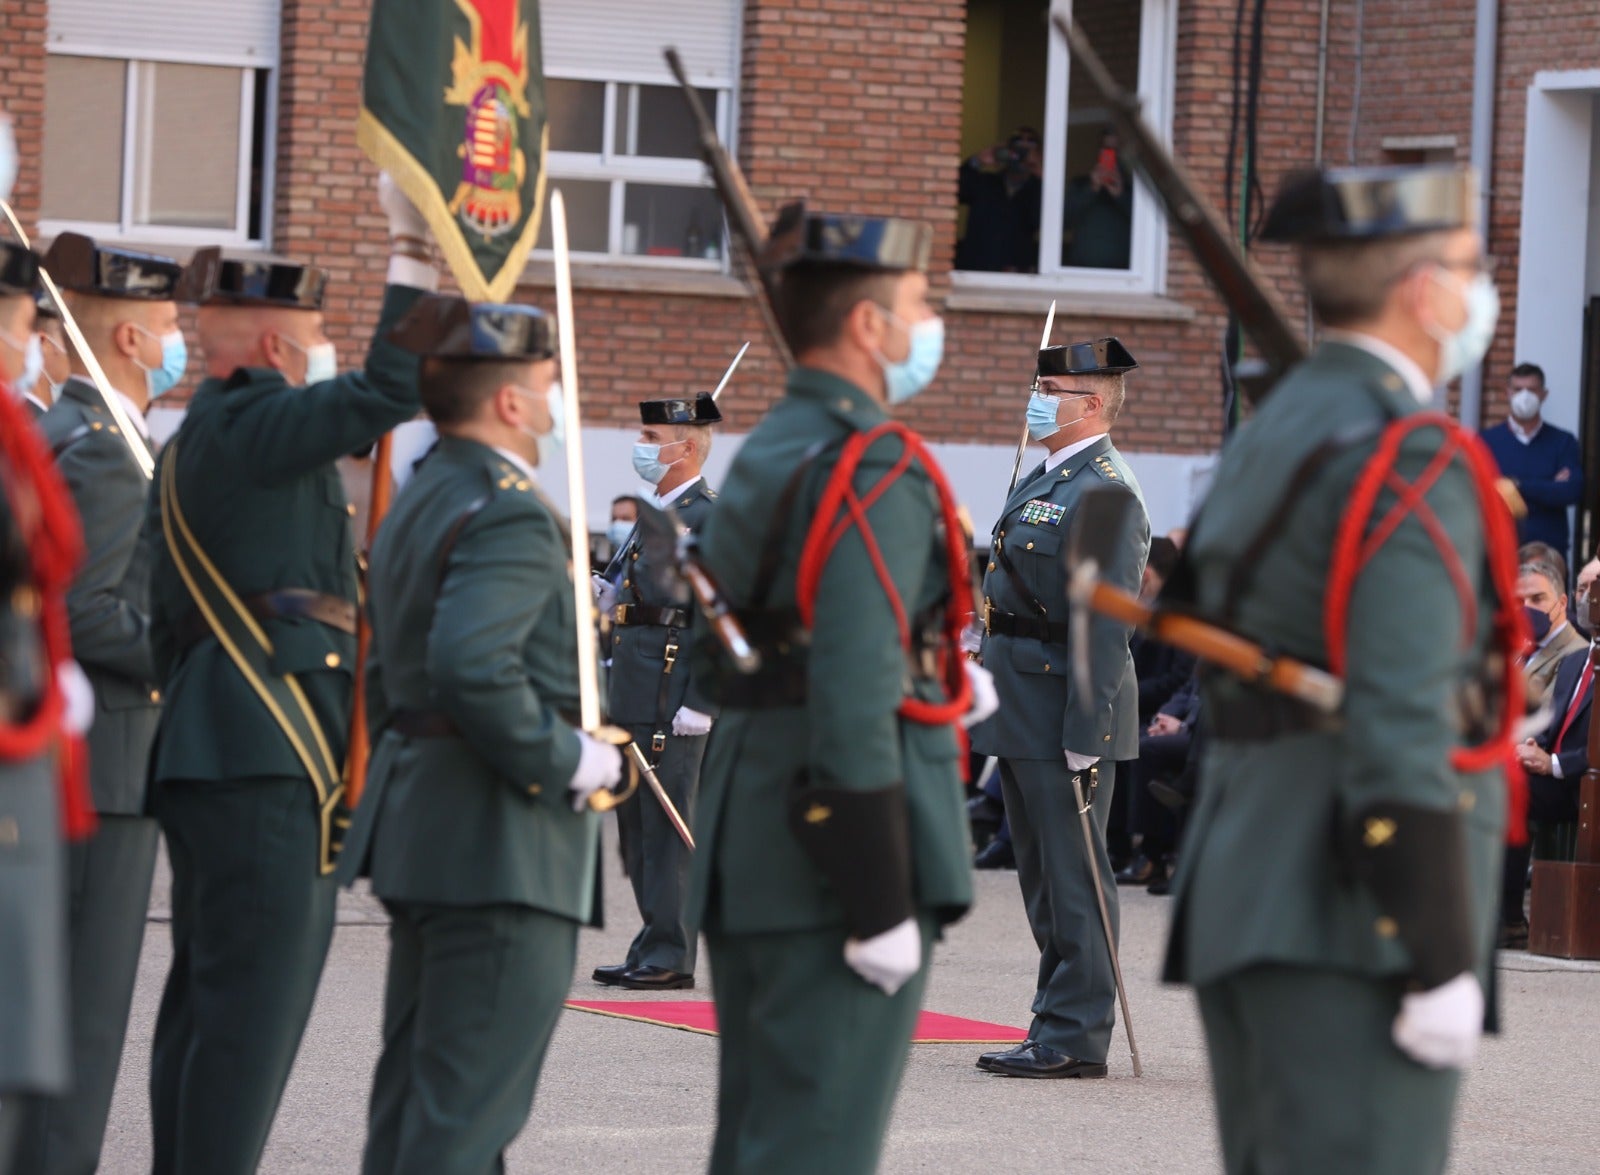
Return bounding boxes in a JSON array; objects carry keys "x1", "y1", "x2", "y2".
[{"x1": 97, "y1": 827, "x2": 1600, "y2": 1173}]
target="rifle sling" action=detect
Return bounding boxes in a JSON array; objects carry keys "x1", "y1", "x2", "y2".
[{"x1": 159, "y1": 444, "x2": 348, "y2": 875}]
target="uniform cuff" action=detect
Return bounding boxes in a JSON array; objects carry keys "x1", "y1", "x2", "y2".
[{"x1": 387, "y1": 254, "x2": 439, "y2": 291}]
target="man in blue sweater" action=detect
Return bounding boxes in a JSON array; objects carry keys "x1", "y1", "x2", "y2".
[{"x1": 1481, "y1": 362, "x2": 1584, "y2": 564}]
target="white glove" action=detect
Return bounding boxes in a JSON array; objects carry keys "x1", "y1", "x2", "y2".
[
  {"x1": 1065, "y1": 750, "x2": 1100, "y2": 773},
  {"x1": 844, "y1": 916, "x2": 922, "y2": 996},
  {"x1": 591, "y1": 574, "x2": 619, "y2": 615},
  {"x1": 377, "y1": 171, "x2": 428, "y2": 239},
  {"x1": 959, "y1": 620, "x2": 983, "y2": 656},
  {"x1": 567, "y1": 731, "x2": 623, "y2": 812},
  {"x1": 671, "y1": 706, "x2": 713, "y2": 737},
  {"x1": 1392, "y1": 973, "x2": 1484, "y2": 1070},
  {"x1": 57, "y1": 661, "x2": 95, "y2": 736},
  {"x1": 961, "y1": 661, "x2": 999, "y2": 729}
]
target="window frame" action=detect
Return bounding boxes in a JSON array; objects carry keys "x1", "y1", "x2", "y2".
[
  {"x1": 535, "y1": 67, "x2": 735, "y2": 272},
  {"x1": 38, "y1": 45, "x2": 278, "y2": 250},
  {"x1": 952, "y1": 0, "x2": 1178, "y2": 297}
]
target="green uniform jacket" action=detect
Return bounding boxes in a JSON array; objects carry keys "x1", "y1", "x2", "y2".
[
  {"x1": 686, "y1": 368, "x2": 973, "y2": 936},
  {"x1": 337, "y1": 437, "x2": 600, "y2": 924},
  {"x1": 970, "y1": 436, "x2": 1148, "y2": 762},
  {"x1": 1165, "y1": 341, "x2": 1505, "y2": 994},
  {"x1": 145, "y1": 284, "x2": 423, "y2": 791},
  {"x1": 605, "y1": 480, "x2": 717, "y2": 726},
  {"x1": 39, "y1": 379, "x2": 160, "y2": 814}
]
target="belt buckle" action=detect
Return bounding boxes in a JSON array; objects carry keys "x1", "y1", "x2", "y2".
[
  {"x1": 613, "y1": 604, "x2": 628, "y2": 624},
  {"x1": 982, "y1": 597, "x2": 994, "y2": 635},
  {"x1": 664, "y1": 640, "x2": 678, "y2": 674},
  {"x1": 651, "y1": 732, "x2": 666, "y2": 754}
]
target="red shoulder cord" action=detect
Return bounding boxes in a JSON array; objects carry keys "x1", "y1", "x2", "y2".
[
  {"x1": 1325, "y1": 412, "x2": 1529, "y2": 846},
  {"x1": 795, "y1": 422, "x2": 975, "y2": 746},
  {"x1": 0, "y1": 383, "x2": 96, "y2": 840}
]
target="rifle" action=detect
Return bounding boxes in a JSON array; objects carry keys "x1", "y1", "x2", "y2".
[
  {"x1": 664, "y1": 47, "x2": 794, "y2": 370},
  {"x1": 1053, "y1": 14, "x2": 1305, "y2": 400}
]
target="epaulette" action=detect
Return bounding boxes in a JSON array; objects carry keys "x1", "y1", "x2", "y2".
[
  {"x1": 1089, "y1": 453, "x2": 1124, "y2": 483},
  {"x1": 490, "y1": 459, "x2": 533, "y2": 495}
]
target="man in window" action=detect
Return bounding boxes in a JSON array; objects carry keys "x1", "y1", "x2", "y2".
[
  {"x1": 1062, "y1": 129, "x2": 1134, "y2": 270},
  {"x1": 956, "y1": 127, "x2": 1043, "y2": 273},
  {"x1": 1481, "y1": 362, "x2": 1584, "y2": 565}
]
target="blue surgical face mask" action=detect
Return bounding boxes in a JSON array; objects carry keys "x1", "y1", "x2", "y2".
[
  {"x1": 1426, "y1": 268, "x2": 1500, "y2": 386},
  {"x1": 1026, "y1": 388, "x2": 1092, "y2": 441},
  {"x1": 875, "y1": 311, "x2": 945, "y2": 404},
  {"x1": 632, "y1": 439, "x2": 687, "y2": 486},
  {"x1": 134, "y1": 325, "x2": 188, "y2": 399},
  {"x1": 607, "y1": 520, "x2": 634, "y2": 549}
]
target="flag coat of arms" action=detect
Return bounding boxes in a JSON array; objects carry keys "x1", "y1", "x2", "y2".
[{"x1": 359, "y1": 0, "x2": 548, "y2": 300}]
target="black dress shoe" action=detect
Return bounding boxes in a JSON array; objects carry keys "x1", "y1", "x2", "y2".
[
  {"x1": 984, "y1": 1042, "x2": 1107, "y2": 1079},
  {"x1": 592, "y1": 962, "x2": 631, "y2": 986},
  {"x1": 1147, "y1": 872, "x2": 1173, "y2": 896},
  {"x1": 976, "y1": 1040, "x2": 1035, "y2": 1072},
  {"x1": 1115, "y1": 854, "x2": 1156, "y2": 885},
  {"x1": 974, "y1": 839, "x2": 1016, "y2": 870},
  {"x1": 618, "y1": 965, "x2": 695, "y2": 990}
]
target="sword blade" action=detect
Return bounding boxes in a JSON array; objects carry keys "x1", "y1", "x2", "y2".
[
  {"x1": 1071, "y1": 769, "x2": 1143, "y2": 1077},
  {"x1": 1, "y1": 199, "x2": 154, "y2": 480},
  {"x1": 550, "y1": 189, "x2": 602, "y2": 733},
  {"x1": 625, "y1": 741, "x2": 696, "y2": 851},
  {"x1": 1006, "y1": 301, "x2": 1058, "y2": 494},
  {"x1": 711, "y1": 341, "x2": 750, "y2": 401}
]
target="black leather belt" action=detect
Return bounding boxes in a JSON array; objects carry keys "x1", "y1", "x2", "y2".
[
  {"x1": 391, "y1": 706, "x2": 581, "y2": 738},
  {"x1": 1206, "y1": 691, "x2": 1344, "y2": 741},
  {"x1": 175, "y1": 588, "x2": 357, "y2": 655},
  {"x1": 983, "y1": 603, "x2": 1070, "y2": 644},
  {"x1": 614, "y1": 603, "x2": 690, "y2": 628}
]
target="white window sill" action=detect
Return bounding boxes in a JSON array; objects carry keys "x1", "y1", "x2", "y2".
[
  {"x1": 943, "y1": 281, "x2": 1195, "y2": 322},
  {"x1": 516, "y1": 258, "x2": 747, "y2": 299}
]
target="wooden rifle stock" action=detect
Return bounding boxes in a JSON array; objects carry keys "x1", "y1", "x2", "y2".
[
  {"x1": 345, "y1": 432, "x2": 395, "y2": 807},
  {"x1": 1052, "y1": 15, "x2": 1306, "y2": 399},
  {"x1": 1085, "y1": 581, "x2": 1342, "y2": 712},
  {"x1": 664, "y1": 47, "x2": 794, "y2": 370}
]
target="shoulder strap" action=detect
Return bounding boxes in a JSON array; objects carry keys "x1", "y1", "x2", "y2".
[
  {"x1": 749, "y1": 438, "x2": 834, "y2": 610},
  {"x1": 158, "y1": 443, "x2": 348, "y2": 874},
  {"x1": 49, "y1": 423, "x2": 95, "y2": 460}
]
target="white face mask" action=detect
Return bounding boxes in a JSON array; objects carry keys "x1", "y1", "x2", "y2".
[
  {"x1": 14, "y1": 331, "x2": 44, "y2": 396},
  {"x1": 1509, "y1": 388, "x2": 1542, "y2": 422},
  {"x1": 1424, "y1": 268, "x2": 1499, "y2": 386},
  {"x1": 283, "y1": 336, "x2": 338, "y2": 386}
]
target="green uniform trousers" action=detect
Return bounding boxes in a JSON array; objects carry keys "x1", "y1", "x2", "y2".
[
  {"x1": 148, "y1": 777, "x2": 336, "y2": 1175},
  {"x1": 999, "y1": 758, "x2": 1119, "y2": 1063},
  {"x1": 1196, "y1": 964, "x2": 1461, "y2": 1175},
  {"x1": 360, "y1": 900, "x2": 577, "y2": 1175},
  {"x1": 616, "y1": 722, "x2": 704, "y2": 974},
  {"x1": 705, "y1": 914, "x2": 935, "y2": 1175},
  {"x1": 4, "y1": 814, "x2": 158, "y2": 1175}
]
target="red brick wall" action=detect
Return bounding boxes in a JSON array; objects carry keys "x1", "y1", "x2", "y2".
[{"x1": 0, "y1": 0, "x2": 48, "y2": 234}]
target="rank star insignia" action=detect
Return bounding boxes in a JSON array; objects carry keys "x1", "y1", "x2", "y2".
[{"x1": 1020, "y1": 499, "x2": 1066, "y2": 527}]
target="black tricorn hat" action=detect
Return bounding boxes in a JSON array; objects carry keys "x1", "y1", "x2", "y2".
[
  {"x1": 1260, "y1": 164, "x2": 1478, "y2": 244},
  {"x1": 175, "y1": 247, "x2": 328, "y2": 309},
  {"x1": 758, "y1": 200, "x2": 932, "y2": 273},
  {"x1": 1038, "y1": 337, "x2": 1138, "y2": 377},
  {"x1": 43, "y1": 232, "x2": 185, "y2": 300},
  {"x1": 388, "y1": 293, "x2": 555, "y2": 361},
  {"x1": 0, "y1": 241, "x2": 41, "y2": 297},
  {"x1": 639, "y1": 392, "x2": 722, "y2": 426}
]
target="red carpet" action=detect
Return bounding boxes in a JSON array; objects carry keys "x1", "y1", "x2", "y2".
[{"x1": 565, "y1": 999, "x2": 1026, "y2": 1044}]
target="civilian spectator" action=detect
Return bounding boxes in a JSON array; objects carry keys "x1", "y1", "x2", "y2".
[
  {"x1": 955, "y1": 127, "x2": 1042, "y2": 273},
  {"x1": 1482, "y1": 362, "x2": 1583, "y2": 563},
  {"x1": 1116, "y1": 673, "x2": 1199, "y2": 890},
  {"x1": 1517, "y1": 555, "x2": 1586, "y2": 707},
  {"x1": 1062, "y1": 129, "x2": 1133, "y2": 269}
]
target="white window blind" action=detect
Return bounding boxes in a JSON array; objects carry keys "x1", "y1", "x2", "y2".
[
  {"x1": 541, "y1": 0, "x2": 740, "y2": 85},
  {"x1": 48, "y1": 0, "x2": 282, "y2": 66}
]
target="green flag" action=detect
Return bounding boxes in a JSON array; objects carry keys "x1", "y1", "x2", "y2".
[{"x1": 359, "y1": 0, "x2": 547, "y2": 301}]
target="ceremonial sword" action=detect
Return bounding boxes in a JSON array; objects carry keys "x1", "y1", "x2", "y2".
[
  {"x1": 711, "y1": 341, "x2": 749, "y2": 402},
  {"x1": 1, "y1": 200, "x2": 154, "y2": 480},
  {"x1": 1006, "y1": 300, "x2": 1056, "y2": 494},
  {"x1": 551, "y1": 189, "x2": 696, "y2": 847}
]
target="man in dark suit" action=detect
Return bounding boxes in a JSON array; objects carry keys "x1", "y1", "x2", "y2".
[
  {"x1": 1117, "y1": 672, "x2": 1199, "y2": 890},
  {"x1": 1501, "y1": 645, "x2": 1594, "y2": 947}
]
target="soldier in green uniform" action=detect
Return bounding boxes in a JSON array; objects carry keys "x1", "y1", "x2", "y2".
[
  {"x1": 337, "y1": 293, "x2": 622, "y2": 1175},
  {"x1": 0, "y1": 238, "x2": 81, "y2": 1175},
  {"x1": 971, "y1": 338, "x2": 1150, "y2": 1078},
  {"x1": 687, "y1": 206, "x2": 995, "y2": 1174},
  {"x1": 143, "y1": 176, "x2": 437, "y2": 1175},
  {"x1": 5, "y1": 235, "x2": 187, "y2": 1174},
  {"x1": 1164, "y1": 164, "x2": 1516, "y2": 1173},
  {"x1": 592, "y1": 390, "x2": 720, "y2": 991}
]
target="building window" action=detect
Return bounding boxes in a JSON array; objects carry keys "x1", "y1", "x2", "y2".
[
  {"x1": 535, "y1": 0, "x2": 741, "y2": 269},
  {"x1": 41, "y1": 55, "x2": 273, "y2": 245},
  {"x1": 956, "y1": 0, "x2": 1177, "y2": 295},
  {"x1": 535, "y1": 78, "x2": 730, "y2": 266}
]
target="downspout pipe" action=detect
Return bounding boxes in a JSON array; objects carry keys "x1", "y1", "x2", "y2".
[{"x1": 1460, "y1": 0, "x2": 1498, "y2": 431}]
